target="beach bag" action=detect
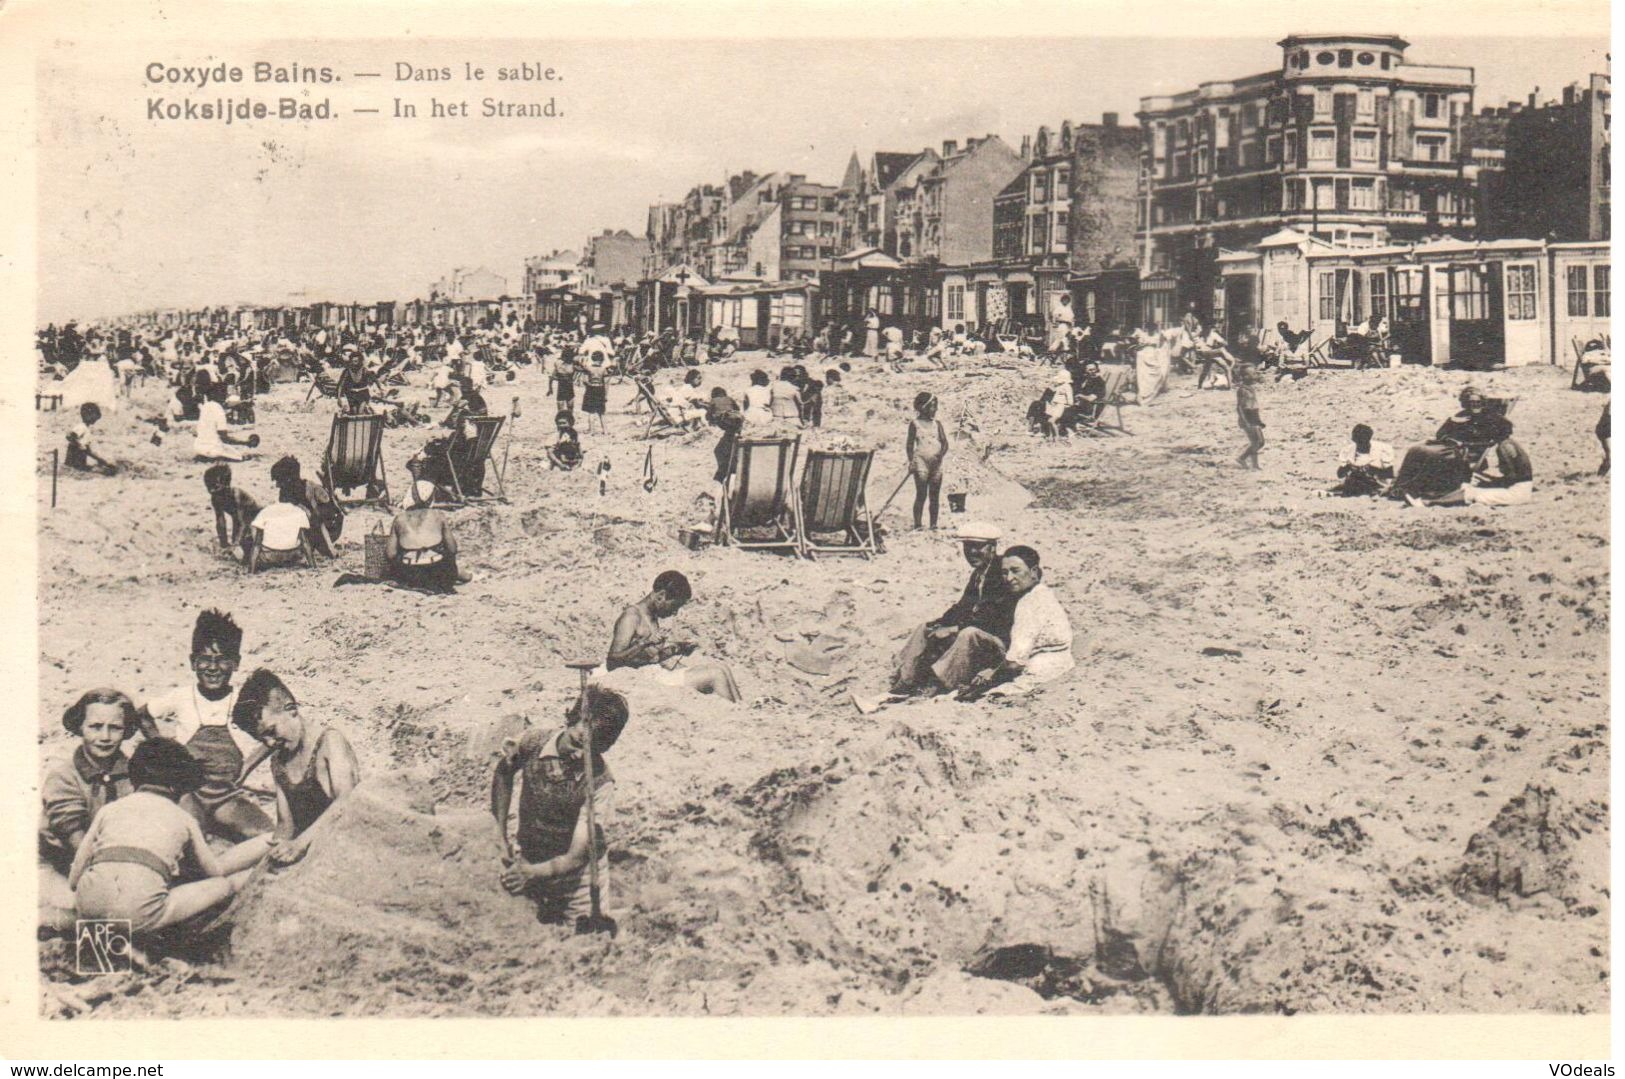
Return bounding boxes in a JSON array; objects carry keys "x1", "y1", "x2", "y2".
[{"x1": 363, "y1": 521, "x2": 390, "y2": 580}]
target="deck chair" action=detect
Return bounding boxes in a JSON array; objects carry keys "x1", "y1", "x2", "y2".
[
  {"x1": 633, "y1": 377, "x2": 685, "y2": 439},
  {"x1": 719, "y1": 436, "x2": 800, "y2": 554},
  {"x1": 795, "y1": 449, "x2": 879, "y2": 559},
  {"x1": 432, "y1": 414, "x2": 508, "y2": 506},
  {"x1": 320, "y1": 413, "x2": 390, "y2": 511},
  {"x1": 1078, "y1": 366, "x2": 1130, "y2": 435}
]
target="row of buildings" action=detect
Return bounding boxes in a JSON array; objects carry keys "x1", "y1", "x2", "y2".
[{"x1": 141, "y1": 33, "x2": 1609, "y2": 371}]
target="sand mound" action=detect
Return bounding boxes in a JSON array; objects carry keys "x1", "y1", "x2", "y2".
[{"x1": 1454, "y1": 782, "x2": 1609, "y2": 906}]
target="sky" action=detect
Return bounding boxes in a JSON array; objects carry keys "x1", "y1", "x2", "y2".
[{"x1": 36, "y1": 33, "x2": 1611, "y2": 323}]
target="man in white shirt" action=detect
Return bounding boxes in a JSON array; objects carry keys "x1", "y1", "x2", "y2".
[{"x1": 194, "y1": 383, "x2": 257, "y2": 461}]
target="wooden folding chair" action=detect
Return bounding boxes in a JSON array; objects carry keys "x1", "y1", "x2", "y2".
[
  {"x1": 1077, "y1": 367, "x2": 1130, "y2": 436},
  {"x1": 795, "y1": 449, "x2": 879, "y2": 559},
  {"x1": 320, "y1": 413, "x2": 390, "y2": 510},
  {"x1": 433, "y1": 414, "x2": 508, "y2": 506},
  {"x1": 718, "y1": 436, "x2": 801, "y2": 554}
]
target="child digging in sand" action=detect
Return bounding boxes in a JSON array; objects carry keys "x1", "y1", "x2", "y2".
[
  {"x1": 491, "y1": 685, "x2": 629, "y2": 926},
  {"x1": 65, "y1": 403, "x2": 117, "y2": 475},
  {"x1": 906, "y1": 391, "x2": 949, "y2": 529},
  {"x1": 1235, "y1": 362, "x2": 1266, "y2": 470},
  {"x1": 231, "y1": 669, "x2": 360, "y2": 868},
  {"x1": 203, "y1": 464, "x2": 261, "y2": 562}
]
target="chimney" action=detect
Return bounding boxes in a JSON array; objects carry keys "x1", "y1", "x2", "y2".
[
  {"x1": 942, "y1": 139, "x2": 958, "y2": 156},
  {"x1": 1020, "y1": 134, "x2": 1032, "y2": 159},
  {"x1": 1563, "y1": 84, "x2": 1577, "y2": 106},
  {"x1": 1528, "y1": 89, "x2": 1538, "y2": 108},
  {"x1": 1103, "y1": 111, "x2": 1119, "y2": 127}
]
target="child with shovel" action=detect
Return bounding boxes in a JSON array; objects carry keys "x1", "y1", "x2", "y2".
[{"x1": 492, "y1": 685, "x2": 629, "y2": 929}]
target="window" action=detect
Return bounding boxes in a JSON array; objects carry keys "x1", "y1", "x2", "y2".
[
  {"x1": 1309, "y1": 129, "x2": 1335, "y2": 161},
  {"x1": 1358, "y1": 51, "x2": 1375, "y2": 66},
  {"x1": 1416, "y1": 134, "x2": 1448, "y2": 162},
  {"x1": 1351, "y1": 178, "x2": 1377, "y2": 210},
  {"x1": 1318, "y1": 272, "x2": 1337, "y2": 320},
  {"x1": 1338, "y1": 49, "x2": 1353, "y2": 68},
  {"x1": 1284, "y1": 131, "x2": 1297, "y2": 162},
  {"x1": 1031, "y1": 173, "x2": 1048, "y2": 201},
  {"x1": 1596, "y1": 265, "x2": 1611, "y2": 316},
  {"x1": 1368, "y1": 271, "x2": 1388, "y2": 317},
  {"x1": 946, "y1": 283, "x2": 965, "y2": 322},
  {"x1": 1505, "y1": 264, "x2": 1537, "y2": 320},
  {"x1": 1316, "y1": 50, "x2": 1335, "y2": 66},
  {"x1": 1197, "y1": 148, "x2": 1210, "y2": 174},
  {"x1": 1451, "y1": 266, "x2": 1489, "y2": 320},
  {"x1": 1314, "y1": 89, "x2": 1333, "y2": 118},
  {"x1": 876, "y1": 285, "x2": 895, "y2": 316},
  {"x1": 1424, "y1": 93, "x2": 1441, "y2": 119},
  {"x1": 1358, "y1": 89, "x2": 1375, "y2": 117},
  {"x1": 1567, "y1": 265, "x2": 1589, "y2": 316},
  {"x1": 1266, "y1": 135, "x2": 1281, "y2": 163},
  {"x1": 1055, "y1": 167, "x2": 1071, "y2": 198},
  {"x1": 1053, "y1": 211, "x2": 1068, "y2": 249},
  {"x1": 1353, "y1": 130, "x2": 1378, "y2": 162}
]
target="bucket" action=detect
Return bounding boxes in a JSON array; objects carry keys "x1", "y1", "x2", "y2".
[
  {"x1": 947, "y1": 492, "x2": 967, "y2": 513},
  {"x1": 677, "y1": 526, "x2": 712, "y2": 551},
  {"x1": 1388, "y1": 354, "x2": 1402, "y2": 369}
]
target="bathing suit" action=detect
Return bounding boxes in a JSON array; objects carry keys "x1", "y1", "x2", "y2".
[{"x1": 271, "y1": 730, "x2": 334, "y2": 837}]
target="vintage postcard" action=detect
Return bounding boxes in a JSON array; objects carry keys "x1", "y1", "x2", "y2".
[{"x1": 0, "y1": 0, "x2": 1612, "y2": 1061}]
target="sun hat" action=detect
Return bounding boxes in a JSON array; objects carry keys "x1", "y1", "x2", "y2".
[{"x1": 954, "y1": 521, "x2": 1001, "y2": 543}]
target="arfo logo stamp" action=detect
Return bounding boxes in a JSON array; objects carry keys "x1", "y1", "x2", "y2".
[{"x1": 74, "y1": 920, "x2": 132, "y2": 975}]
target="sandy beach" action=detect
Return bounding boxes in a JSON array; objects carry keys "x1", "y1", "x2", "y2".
[{"x1": 36, "y1": 353, "x2": 1609, "y2": 1017}]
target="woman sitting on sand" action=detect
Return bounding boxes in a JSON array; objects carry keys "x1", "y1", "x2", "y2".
[
  {"x1": 231, "y1": 670, "x2": 360, "y2": 868},
  {"x1": 70, "y1": 738, "x2": 271, "y2": 937},
  {"x1": 1388, "y1": 387, "x2": 1507, "y2": 503},
  {"x1": 385, "y1": 480, "x2": 468, "y2": 593},
  {"x1": 921, "y1": 546, "x2": 1075, "y2": 701}
]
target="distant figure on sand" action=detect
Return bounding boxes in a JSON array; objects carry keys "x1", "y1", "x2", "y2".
[
  {"x1": 1235, "y1": 362, "x2": 1265, "y2": 470},
  {"x1": 906, "y1": 392, "x2": 949, "y2": 530},
  {"x1": 596, "y1": 570, "x2": 741, "y2": 701},
  {"x1": 65, "y1": 403, "x2": 117, "y2": 475},
  {"x1": 1329, "y1": 424, "x2": 1394, "y2": 496},
  {"x1": 385, "y1": 480, "x2": 467, "y2": 593},
  {"x1": 492, "y1": 685, "x2": 629, "y2": 925},
  {"x1": 204, "y1": 463, "x2": 261, "y2": 561}
]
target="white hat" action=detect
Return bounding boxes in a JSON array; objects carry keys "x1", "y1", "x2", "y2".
[{"x1": 954, "y1": 521, "x2": 1001, "y2": 543}]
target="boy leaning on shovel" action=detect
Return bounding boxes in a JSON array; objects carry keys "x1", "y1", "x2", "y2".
[{"x1": 492, "y1": 685, "x2": 629, "y2": 929}]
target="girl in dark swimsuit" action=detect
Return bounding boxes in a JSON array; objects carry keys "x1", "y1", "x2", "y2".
[{"x1": 231, "y1": 670, "x2": 360, "y2": 868}]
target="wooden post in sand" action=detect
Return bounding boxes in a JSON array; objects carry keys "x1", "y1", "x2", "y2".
[{"x1": 50, "y1": 449, "x2": 58, "y2": 509}]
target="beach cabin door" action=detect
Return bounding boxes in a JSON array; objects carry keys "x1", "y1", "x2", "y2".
[
  {"x1": 1224, "y1": 276, "x2": 1255, "y2": 340},
  {"x1": 1389, "y1": 267, "x2": 1432, "y2": 365},
  {"x1": 1447, "y1": 263, "x2": 1505, "y2": 371}
]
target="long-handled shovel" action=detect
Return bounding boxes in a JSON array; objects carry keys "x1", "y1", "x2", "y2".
[
  {"x1": 568, "y1": 663, "x2": 617, "y2": 938},
  {"x1": 873, "y1": 470, "x2": 913, "y2": 519}
]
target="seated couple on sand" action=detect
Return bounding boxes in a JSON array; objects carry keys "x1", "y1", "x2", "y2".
[
  {"x1": 1386, "y1": 387, "x2": 1534, "y2": 508},
  {"x1": 890, "y1": 523, "x2": 1076, "y2": 702},
  {"x1": 591, "y1": 570, "x2": 741, "y2": 702}
]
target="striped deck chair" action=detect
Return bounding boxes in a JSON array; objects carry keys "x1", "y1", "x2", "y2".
[
  {"x1": 796, "y1": 449, "x2": 878, "y2": 559},
  {"x1": 320, "y1": 413, "x2": 390, "y2": 511},
  {"x1": 719, "y1": 436, "x2": 800, "y2": 554},
  {"x1": 434, "y1": 414, "x2": 508, "y2": 506}
]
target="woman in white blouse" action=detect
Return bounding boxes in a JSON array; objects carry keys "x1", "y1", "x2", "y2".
[{"x1": 958, "y1": 546, "x2": 1075, "y2": 700}]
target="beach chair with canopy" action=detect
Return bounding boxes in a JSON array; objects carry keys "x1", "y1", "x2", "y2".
[
  {"x1": 1571, "y1": 335, "x2": 1612, "y2": 391},
  {"x1": 795, "y1": 449, "x2": 879, "y2": 560},
  {"x1": 430, "y1": 414, "x2": 509, "y2": 507},
  {"x1": 320, "y1": 413, "x2": 390, "y2": 511},
  {"x1": 718, "y1": 436, "x2": 801, "y2": 554}
]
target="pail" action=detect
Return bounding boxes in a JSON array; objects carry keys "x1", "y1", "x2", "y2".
[{"x1": 947, "y1": 492, "x2": 967, "y2": 513}]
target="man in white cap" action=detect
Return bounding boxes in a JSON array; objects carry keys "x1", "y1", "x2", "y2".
[{"x1": 890, "y1": 522, "x2": 1013, "y2": 695}]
